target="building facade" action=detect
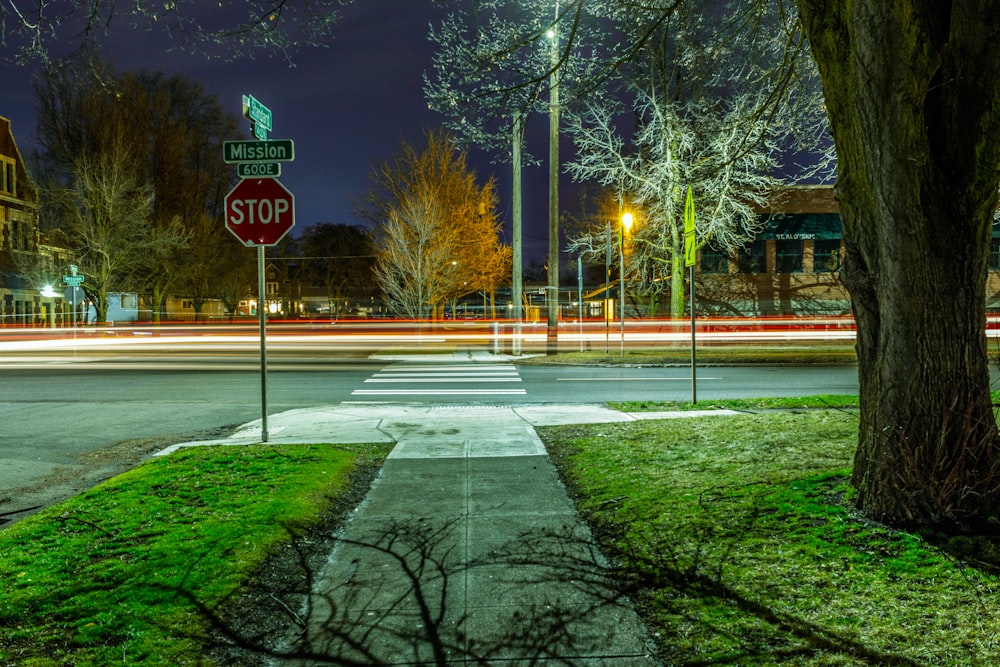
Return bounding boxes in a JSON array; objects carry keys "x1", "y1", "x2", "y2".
[
  {"x1": 697, "y1": 185, "x2": 850, "y2": 316},
  {"x1": 0, "y1": 116, "x2": 56, "y2": 325}
]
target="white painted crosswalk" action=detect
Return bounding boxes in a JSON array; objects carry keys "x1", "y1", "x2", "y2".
[{"x1": 351, "y1": 362, "x2": 525, "y2": 397}]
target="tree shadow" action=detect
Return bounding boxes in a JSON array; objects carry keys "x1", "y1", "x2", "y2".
[
  {"x1": 171, "y1": 515, "x2": 656, "y2": 665},
  {"x1": 164, "y1": 481, "x2": 945, "y2": 666}
]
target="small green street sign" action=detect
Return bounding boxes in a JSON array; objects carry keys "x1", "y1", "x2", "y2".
[
  {"x1": 223, "y1": 139, "x2": 294, "y2": 164},
  {"x1": 238, "y1": 162, "x2": 281, "y2": 178},
  {"x1": 242, "y1": 95, "x2": 272, "y2": 132},
  {"x1": 63, "y1": 274, "x2": 84, "y2": 286}
]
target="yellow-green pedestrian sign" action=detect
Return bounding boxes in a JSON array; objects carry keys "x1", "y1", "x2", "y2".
[{"x1": 684, "y1": 185, "x2": 696, "y2": 267}]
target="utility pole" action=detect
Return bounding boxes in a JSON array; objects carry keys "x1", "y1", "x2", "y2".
[{"x1": 546, "y1": 1, "x2": 560, "y2": 355}]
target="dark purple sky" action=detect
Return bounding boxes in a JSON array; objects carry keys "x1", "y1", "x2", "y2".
[{"x1": 0, "y1": 1, "x2": 555, "y2": 262}]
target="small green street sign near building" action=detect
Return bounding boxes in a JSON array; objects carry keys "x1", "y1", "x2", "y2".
[
  {"x1": 63, "y1": 274, "x2": 84, "y2": 286},
  {"x1": 223, "y1": 139, "x2": 295, "y2": 164}
]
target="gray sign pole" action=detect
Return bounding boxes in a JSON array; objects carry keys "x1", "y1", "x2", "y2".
[
  {"x1": 258, "y1": 245, "x2": 269, "y2": 442},
  {"x1": 578, "y1": 256, "x2": 584, "y2": 352},
  {"x1": 690, "y1": 263, "x2": 697, "y2": 404}
]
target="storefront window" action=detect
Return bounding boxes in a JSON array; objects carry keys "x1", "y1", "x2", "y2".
[
  {"x1": 776, "y1": 239, "x2": 803, "y2": 273},
  {"x1": 738, "y1": 239, "x2": 766, "y2": 273},
  {"x1": 700, "y1": 246, "x2": 729, "y2": 274},
  {"x1": 814, "y1": 239, "x2": 843, "y2": 272}
]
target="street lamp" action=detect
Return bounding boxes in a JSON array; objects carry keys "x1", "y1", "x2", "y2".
[{"x1": 620, "y1": 212, "x2": 633, "y2": 358}]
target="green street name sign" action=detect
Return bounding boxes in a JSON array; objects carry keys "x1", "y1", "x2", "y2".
[
  {"x1": 63, "y1": 275, "x2": 84, "y2": 286},
  {"x1": 242, "y1": 95, "x2": 272, "y2": 132},
  {"x1": 223, "y1": 140, "x2": 294, "y2": 164}
]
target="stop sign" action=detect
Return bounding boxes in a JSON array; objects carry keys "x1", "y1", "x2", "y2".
[{"x1": 225, "y1": 177, "x2": 295, "y2": 246}]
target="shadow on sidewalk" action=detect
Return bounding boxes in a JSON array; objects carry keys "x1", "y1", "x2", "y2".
[{"x1": 182, "y1": 516, "x2": 657, "y2": 665}]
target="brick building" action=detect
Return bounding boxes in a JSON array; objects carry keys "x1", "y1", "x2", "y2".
[{"x1": 0, "y1": 116, "x2": 55, "y2": 325}]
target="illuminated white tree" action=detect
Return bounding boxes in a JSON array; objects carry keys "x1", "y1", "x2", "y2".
[{"x1": 565, "y1": 1, "x2": 830, "y2": 318}]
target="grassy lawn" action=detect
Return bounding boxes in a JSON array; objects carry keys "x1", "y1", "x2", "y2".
[
  {"x1": 516, "y1": 343, "x2": 858, "y2": 366},
  {"x1": 7, "y1": 392, "x2": 1000, "y2": 665},
  {"x1": 538, "y1": 409, "x2": 1000, "y2": 665},
  {"x1": 611, "y1": 394, "x2": 861, "y2": 412},
  {"x1": 0, "y1": 442, "x2": 390, "y2": 666}
]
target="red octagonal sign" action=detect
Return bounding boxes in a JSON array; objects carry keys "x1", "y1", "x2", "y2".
[{"x1": 225, "y1": 177, "x2": 295, "y2": 247}]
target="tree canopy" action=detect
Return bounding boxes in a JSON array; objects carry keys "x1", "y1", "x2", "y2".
[
  {"x1": 33, "y1": 55, "x2": 243, "y2": 321},
  {"x1": 367, "y1": 130, "x2": 509, "y2": 320},
  {"x1": 0, "y1": 1, "x2": 347, "y2": 63}
]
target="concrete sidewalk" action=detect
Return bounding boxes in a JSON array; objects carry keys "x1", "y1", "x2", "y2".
[{"x1": 161, "y1": 403, "x2": 738, "y2": 664}]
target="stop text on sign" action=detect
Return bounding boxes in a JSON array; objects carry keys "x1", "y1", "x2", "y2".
[{"x1": 229, "y1": 197, "x2": 289, "y2": 225}]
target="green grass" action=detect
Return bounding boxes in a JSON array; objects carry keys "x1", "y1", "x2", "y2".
[
  {"x1": 516, "y1": 344, "x2": 858, "y2": 366},
  {"x1": 538, "y1": 410, "x2": 1000, "y2": 666},
  {"x1": 611, "y1": 394, "x2": 861, "y2": 412},
  {"x1": 0, "y1": 442, "x2": 390, "y2": 666},
  {"x1": 611, "y1": 390, "x2": 1000, "y2": 412}
]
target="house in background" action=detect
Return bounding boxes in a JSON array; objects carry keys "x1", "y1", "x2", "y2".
[{"x1": 0, "y1": 116, "x2": 60, "y2": 325}]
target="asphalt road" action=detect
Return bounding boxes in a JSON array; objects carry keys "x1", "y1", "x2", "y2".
[{"x1": 0, "y1": 354, "x2": 859, "y2": 524}]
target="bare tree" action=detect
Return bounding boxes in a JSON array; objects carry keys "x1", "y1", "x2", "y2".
[
  {"x1": 565, "y1": 1, "x2": 830, "y2": 319},
  {"x1": 50, "y1": 140, "x2": 186, "y2": 322},
  {"x1": 374, "y1": 193, "x2": 460, "y2": 320},
  {"x1": 34, "y1": 55, "x2": 241, "y2": 322},
  {"x1": 566, "y1": 93, "x2": 774, "y2": 318},
  {"x1": 369, "y1": 131, "x2": 508, "y2": 320},
  {"x1": 561, "y1": 0, "x2": 1000, "y2": 529},
  {"x1": 0, "y1": 1, "x2": 346, "y2": 63}
]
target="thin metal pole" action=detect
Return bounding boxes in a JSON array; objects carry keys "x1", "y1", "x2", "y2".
[
  {"x1": 620, "y1": 237, "x2": 625, "y2": 359},
  {"x1": 690, "y1": 263, "x2": 697, "y2": 404},
  {"x1": 546, "y1": 0, "x2": 560, "y2": 355},
  {"x1": 577, "y1": 256, "x2": 583, "y2": 352},
  {"x1": 605, "y1": 222, "x2": 611, "y2": 354},
  {"x1": 512, "y1": 113, "x2": 523, "y2": 356},
  {"x1": 258, "y1": 245, "x2": 269, "y2": 442}
]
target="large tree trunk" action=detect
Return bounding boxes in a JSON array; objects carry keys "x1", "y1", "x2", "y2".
[{"x1": 798, "y1": 1, "x2": 1000, "y2": 527}]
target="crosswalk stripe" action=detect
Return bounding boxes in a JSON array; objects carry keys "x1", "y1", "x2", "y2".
[
  {"x1": 352, "y1": 389, "x2": 527, "y2": 395},
  {"x1": 364, "y1": 377, "x2": 522, "y2": 383},
  {"x1": 376, "y1": 372, "x2": 520, "y2": 378},
  {"x1": 352, "y1": 361, "x2": 524, "y2": 397},
  {"x1": 380, "y1": 365, "x2": 514, "y2": 371}
]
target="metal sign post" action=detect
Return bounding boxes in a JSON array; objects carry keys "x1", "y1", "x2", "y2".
[
  {"x1": 224, "y1": 95, "x2": 296, "y2": 443},
  {"x1": 578, "y1": 256, "x2": 584, "y2": 352},
  {"x1": 685, "y1": 186, "x2": 697, "y2": 404},
  {"x1": 257, "y1": 245, "x2": 269, "y2": 441}
]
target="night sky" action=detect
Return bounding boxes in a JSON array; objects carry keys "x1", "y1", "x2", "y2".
[{"x1": 0, "y1": 1, "x2": 555, "y2": 262}]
